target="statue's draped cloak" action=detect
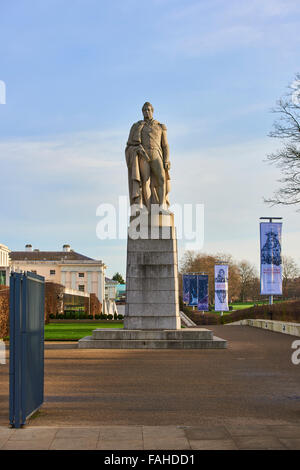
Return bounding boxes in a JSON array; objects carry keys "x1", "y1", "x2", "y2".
[{"x1": 125, "y1": 120, "x2": 170, "y2": 207}]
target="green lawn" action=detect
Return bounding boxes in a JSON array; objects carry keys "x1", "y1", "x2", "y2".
[
  {"x1": 231, "y1": 300, "x2": 282, "y2": 311},
  {"x1": 231, "y1": 303, "x2": 256, "y2": 310},
  {"x1": 186, "y1": 300, "x2": 283, "y2": 316},
  {"x1": 44, "y1": 322, "x2": 123, "y2": 341}
]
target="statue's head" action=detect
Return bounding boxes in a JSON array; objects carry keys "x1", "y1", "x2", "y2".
[{"x1": 142, "y1": 102, "x2": 154, "y2": 120}]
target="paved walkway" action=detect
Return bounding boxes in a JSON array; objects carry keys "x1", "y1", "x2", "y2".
[
  {"x1": 1, "y1": 424, "x2": 300, "y2": 449},
  {"x1": 1, "y1": 325, "x2": 299, "y2": 449}
]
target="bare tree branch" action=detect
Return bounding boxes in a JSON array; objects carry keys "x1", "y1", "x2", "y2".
[{"x1": 265, "y1": 74, "x2": 300, "y2": 207}]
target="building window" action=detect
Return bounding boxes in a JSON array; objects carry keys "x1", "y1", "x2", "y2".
[
  {"x1": 78, "y1": 273, "x2": 85, "y2": 278},
  {"x1": 78, "y1": 285, "x2": 85, "y2": 292},
  {"x1": 50, "y1": 270, "x2": 56, "y2": 275},
  {"x1": 0, "y1": 270, "x2": 6, "y2": 286}
]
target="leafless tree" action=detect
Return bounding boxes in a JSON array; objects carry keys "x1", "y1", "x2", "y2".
[
  {"x1": 265, "y1": 73, "x2": 300, "y2": 206},
  {"x1": 238, "y1": 260, "x2": 259, "y2": 302},
  {"x1": 179, "y1": 251, "x2": 241, "y2": 304},
  {"x1": 282, "y1": 255, "x2": 299, "y2": 285},
  {"x1": 281, "y1": 255, "x2": 300, "y2": 299}
]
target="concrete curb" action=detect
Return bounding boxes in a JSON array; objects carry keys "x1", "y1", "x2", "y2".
[{"x1": 226, "y1": 319, "x2": 300, "y2": 337}]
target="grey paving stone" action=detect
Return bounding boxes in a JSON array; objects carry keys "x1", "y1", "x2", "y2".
[
  {"x1": 142, "y1": 426, "x2": 186, "y2": 439},
  {"x1": 55, "y1": 427, "x2": 100, "y2": 439},
  {"x1": 50, "y1": 437, "x2": 98, "y2": 450},
  {"x1": 0, "y1": 427, "x2": 14, "y2": 438},
  {"x1": 8, "y1": 428, "x2": 57, "y2": 441},
  {"x1": 143, "y1": 437, "x2": 190, "y2": 450},
  {"x1": 234, "y1": 436, "x2": 286, "y2": 450},
  {"x1": 2, "y1": 439, "x2": 53, "y2": 450},
  {"x1": 99, "y1": 425, "x2": 143, "y2": 441},
  {"x1": 0, "y1": 436, "x2": 11, "y2": 449},
  {"x1": 190, "y1": 439, "x2": 238, "y2": 450},
  {"x1": 268, "y1": 425, "x2": 300, "y2": 438},
  {"x1": 279, "y1": 438, "x2": 300, "y2": 450},
  {"x1": 97, "y1": 439, "x2": 143, "y2": 450},
  {"x1": 225, "y1": 423, "x2": 272, "y2": 436},
  {"x1": 184, "y1": 425, "x2": 231, "y2": 440}
]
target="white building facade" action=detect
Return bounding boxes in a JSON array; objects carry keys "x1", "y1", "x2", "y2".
[
  {"x1": 0, "y1": 243, "x2": 10, "y2": 286},
  {"x1": 10, "y1": 244, "x2": 106, "y2": 306}
]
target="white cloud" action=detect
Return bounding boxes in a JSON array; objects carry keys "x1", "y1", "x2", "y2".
[
  {"x1": 1, "y1": 129, "x2": 300, "y2": 273},
  {"x1": 198, "y1": 231, "x2": 300, "y2": 270},
  {"x1": 0, "y1": 129, "x2": 125, "y2": 175},
  {"x1": 172, "y1": 26, "x2": 262, "y2": 56},
  {"x1": 154, "y1": 0, "x2": 300, "y2": 57}
]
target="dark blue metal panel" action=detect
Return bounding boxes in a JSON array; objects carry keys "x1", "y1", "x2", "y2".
[
  {"x1": 9, "y1": 273, "x2": 16, "y2": 426},
  {"x1": 9, "y1": 271, "x2": 45, "y2": 428}
]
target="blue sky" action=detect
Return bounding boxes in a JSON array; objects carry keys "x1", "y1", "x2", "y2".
[{"x1": 0, "y1": 0, "x2": 300, "y2": 277}]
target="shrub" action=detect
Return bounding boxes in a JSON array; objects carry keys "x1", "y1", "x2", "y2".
[
  {"x1": 107, "y1": 314, "x2": 113, "y2": 320},
  {"x1": 49, "y1": 314, "x2": 55, "y2": 319},
  {"x1": 117, "y1": 314, "x2": 124, "y2": 320},
  {"x1": 0, "y1": 287, "x2": 9, "y2": 339},
  {"x1": 58, "y1": 314, "x2": 64, "y2": 320},
  {"x1": 95, "y1": 314, "x2": 100, "y2": 320},
  {"x1": 45, "y1": 282, "x2": 64, "y2": 324},
  {"x1": 90, "y1": 293, "x2": 102, "y2": 317},
  {"x1": 88, "y1": 315, "x2": 93, "y2": 320},
  {"x1": 184, "y1": 300, "x2": 300, "y2": 325}
]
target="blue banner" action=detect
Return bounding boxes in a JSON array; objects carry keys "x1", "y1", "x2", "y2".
[
  {"x1": 183, "y1": 274, "x2": 209, "y2": 310},
  {"x1": 197, "y1": 275, "x2": 209, "y2": 311},
  {"x1": 260, "y1": 222, "x2": 282, "y2": 295},
  {"x1": 182, "y1": 274, "x2": 190, "y2": 304},
  {"x1": 189, "y1": 275, "x2": 198, "y2": 306}
]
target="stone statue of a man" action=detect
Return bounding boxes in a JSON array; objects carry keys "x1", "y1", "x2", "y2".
[{"x1": 125, "y1": 102, "x2": 171, "y2": 212}]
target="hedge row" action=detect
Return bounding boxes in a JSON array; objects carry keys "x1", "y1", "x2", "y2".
[
  {"x1": 0, "y1": 287, "x2": 9, "y2": 339},
  {"x1": 49, "y1": 313, "x2": 124, "y2": 320},
  {"x1": 184, "y1": 300, "x2": 300, "y2": 325}
]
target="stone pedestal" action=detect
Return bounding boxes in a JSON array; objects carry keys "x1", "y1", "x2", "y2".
[
  {"x1": 78, "y1": 328, "x2": 227, "y2": 349},
  {"x1": 124, "y1": 213, "x2": 181, "y2": 330},
  {"x1": 78, "y1": 212, "x2": 227, "y2": 349}
]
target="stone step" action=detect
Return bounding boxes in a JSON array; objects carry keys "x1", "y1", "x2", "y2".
[
  {"x1": 91, "y1": 328, "x2": 213, "y2": 341},
  {"x1": 78, "y1": 335, "x2": 227, "y2": 349}
]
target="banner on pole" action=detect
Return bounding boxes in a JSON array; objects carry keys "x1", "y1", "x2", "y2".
[
  {"x1": 188, "y1": 274, "x2": 198, "y2": 306},
  {"x1": 182, "y1": 273, "x2": 209, "y2": 310},
  {"x1": 260, "y1": 222, "x2": 282, "y2": 295},
  {"x1": 214, "y1": 265, "x2": 229, "y2": 311},
  {"x1": 182, "y1": 274, "x2": 190, "y2": 304},
  {"x1": 197, "y1": 274, "x2": 209, "y2": 311}
]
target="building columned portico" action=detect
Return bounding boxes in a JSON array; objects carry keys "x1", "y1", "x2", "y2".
[{"x1": 60, "y1": 262, "x2": 105, "y2": 304}]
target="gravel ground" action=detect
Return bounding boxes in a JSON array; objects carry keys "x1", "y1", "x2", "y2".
[{"x1": 0, "y1": 325, "x2": 299, "y2": 427}]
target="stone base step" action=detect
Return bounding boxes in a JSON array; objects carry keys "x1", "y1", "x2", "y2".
[
  {"x1": 78, "y1": 334, "x2": 227, "y2": 349},
  {"x1": 91, "y1": 328, "x2": 213, "y2": 340}
]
